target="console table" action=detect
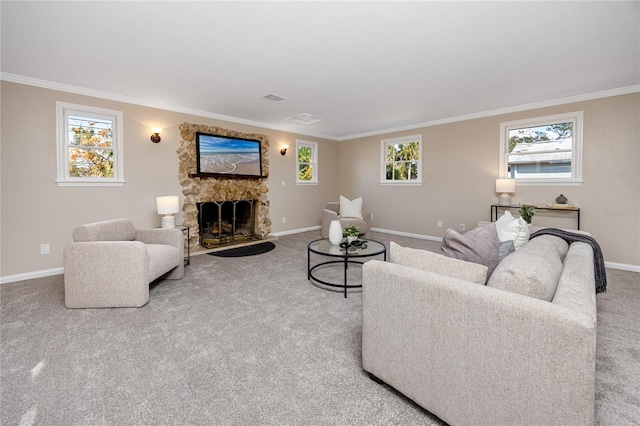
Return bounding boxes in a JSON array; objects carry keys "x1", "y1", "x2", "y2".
[{"x1": 490, "y1": 204, "x2": 580, "y2": 230}]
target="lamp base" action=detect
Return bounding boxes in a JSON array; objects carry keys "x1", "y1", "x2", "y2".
[
  {"x1": 498, "y1": 194, "x2": 511, "y2": 206},
  {"x1": 161, "y1": 215, "x2": 175, "y2": 229}
]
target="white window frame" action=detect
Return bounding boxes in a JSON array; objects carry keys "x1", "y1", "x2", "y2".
[
  {"x1": 296, "y1": 139, "x2": 318, "y2": 185},
  {"x1": 499, "y1": 111, "x2": 583, "y2": 186},
  {"x1": 380, "y1": 134, "x2": 423, "y2": 185},
  {"x1": 56, "y1": 102, "x2": 125, "y2": 186}
]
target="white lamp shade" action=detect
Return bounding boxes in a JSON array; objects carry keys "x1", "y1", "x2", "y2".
[
  {"x1": 156, "y1": 196, "x2": 179, "y2": 215},
  {"x1": 495, "y1": 178, "x2": 516, "y2": 194}
]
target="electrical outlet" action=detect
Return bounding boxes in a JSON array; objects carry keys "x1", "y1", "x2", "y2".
[
  {"x1": 459, "y1": 223, "x2": 466, "y2": 232},
  {"x1": 370, "y1": 213, "x2": 374, "y2": 221},
  {"x1": 282, "y1": 217, "x2": 286, "y2": 224},
  {"x1": 40, "y1": 243, "x2": 50, "y2": 255},
  {"x1": 281, "y1": 180, "x2": 286, "y2": 187},
  {"x1": 437, "y1": 220, "x2": 443, "y2": 228}
]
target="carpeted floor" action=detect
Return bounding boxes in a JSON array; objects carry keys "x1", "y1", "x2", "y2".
[{"x1": 1, "y1": 231, "x2": 638, "y2": 425}]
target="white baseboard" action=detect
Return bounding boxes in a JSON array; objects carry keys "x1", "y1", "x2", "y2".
[
  {"x1": 271, "y1": 225, "x2": 321, "y2": 237},
  {"x1": 604, "y1": 261, "x2": 640, "y2": 273},
  {"x1": 370, "y1": 227, "x2": 443, "y2": 242},
  {"x1": 1, "y1": 267, "x2": 64, "y2": 285}
]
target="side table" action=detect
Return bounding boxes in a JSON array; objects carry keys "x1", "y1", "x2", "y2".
[{"x1": 175, "y1": 225, "x2": 190, "y2": 266}]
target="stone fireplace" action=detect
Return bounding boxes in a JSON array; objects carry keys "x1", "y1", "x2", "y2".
[{"x1": 177, "y1": 123, "x2": 271, "y2": 250}]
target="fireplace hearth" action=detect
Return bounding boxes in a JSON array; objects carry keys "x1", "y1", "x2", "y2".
[{"x1": 197, "y1": 200, "x2": 260, "y2": 248}]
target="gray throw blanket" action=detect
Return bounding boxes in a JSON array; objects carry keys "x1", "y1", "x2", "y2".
[{"x1": 530, "y1": 228, "x2": 607, "y2": 294}]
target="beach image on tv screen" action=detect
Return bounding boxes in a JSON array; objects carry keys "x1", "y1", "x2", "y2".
[{"x1": 199, "y1": 135, "x2": 261, "y2": 176}]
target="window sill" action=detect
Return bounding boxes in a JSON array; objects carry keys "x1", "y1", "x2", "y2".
[
  {"x1": 379, "y1": 181, "x2": 422, "y2": 186},
  {"x1": 515, "y1": 180, "x2": 583, "y2": 187},
  {"x1": 56, "y1": 180, "x2": 126, "y2": 187}
]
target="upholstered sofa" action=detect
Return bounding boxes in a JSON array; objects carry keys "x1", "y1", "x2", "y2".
[
  {"x1": 362, "y1": 226, "x2": 597, "y2": 425},
  {"x1": 63, "y1": 219, "x2": 184, "y2": 308}
]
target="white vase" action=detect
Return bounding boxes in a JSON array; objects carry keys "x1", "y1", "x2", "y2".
[{"x1": 328, "y1": 220, "x2": 343, "y2": 245}]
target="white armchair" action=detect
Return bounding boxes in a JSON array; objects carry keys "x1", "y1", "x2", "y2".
[
  {"x1": 321, "y1": 201, "x2": 372, "y2": 239},
  {"x1": 63, "y1": 219, "x2": 184, "y2": 308}
]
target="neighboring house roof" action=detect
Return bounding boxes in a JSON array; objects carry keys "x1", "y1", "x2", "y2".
[{"x1": 509, "y1": 139, "x2": 572, "y2": 164}]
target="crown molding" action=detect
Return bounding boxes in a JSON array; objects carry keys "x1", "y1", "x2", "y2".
[
  {"x1": 337, "y1": 85, "x2": 640, "y2": 141},
  {"x1": 0, "y1": 72, "x2": 339, "y2": 141},
  {"x1": 3, "y1": 72, "x2": 637, "y2": 143}
]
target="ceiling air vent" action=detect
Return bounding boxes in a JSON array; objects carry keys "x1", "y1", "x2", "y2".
[
  {"x1": 262, "y1": 93, "x2": 288, "y2": 102},
  {"x1": 286, "y1": 113, "x2": 325, "y2": 125}
]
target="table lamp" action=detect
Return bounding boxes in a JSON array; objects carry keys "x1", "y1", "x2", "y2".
[
  {"x1": 495, "y1": 179, "x2": 515, "y2": 206},
  {"x1": 157, "y1": 196, "x2": 179, "y2": 229}
]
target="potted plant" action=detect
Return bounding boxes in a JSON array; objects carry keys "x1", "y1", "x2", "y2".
[
  {"x1": 519, "y1": 204, "x2": 535, "y2": 224},
  {"x1": 343, "y1": 225, "x2": 360, "y2": 244}
]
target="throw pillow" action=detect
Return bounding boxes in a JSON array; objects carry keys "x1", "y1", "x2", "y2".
[
  {"x1": 498, "y1": 240, "x2": 516, "y2": 261},
  {"x1": 339, "y1": 195, "x2": 363, "y2": 219},
  {"x1": 495, "y1": 210, "x2": 530, "y2": 249},
  {"x1": 441, "y1": 223, "x2": 500, "y2": 278},
  {"x1": 390, "y1": 242, "x2": 487, "y2": 284}
]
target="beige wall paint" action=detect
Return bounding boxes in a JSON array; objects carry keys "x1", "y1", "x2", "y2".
[
  {"x1": 1, "y1": 82, "x2": 638, "y2": 279},
  {"x1": 0, "y1": 82, "x2": 338, "y2": 278},
  {"x1": 338, "y1": 93, "x2": 640, "y2": 267}
]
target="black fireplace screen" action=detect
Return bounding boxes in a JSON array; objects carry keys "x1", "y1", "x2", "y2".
[{"x1": 197, "y1": 200, "x2": 258, "y2": 248}]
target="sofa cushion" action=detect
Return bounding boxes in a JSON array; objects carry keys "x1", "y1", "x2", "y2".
[
  {"x1": 487, "y1": 236, "x2": 566, "y2": 301},
  {"x1": 146, "y1": 244, "x2": 181, "y2": 282},
  {"x1": 441, "y1": 223, "x2": 500, "y2": 278},
  {"x1": 495, "y1": 211, "x2": 530, "y2": 249},
  {"x1": 390, "y1": 242, "x2": 487, "y2": 284},
  {"x1": 339, "y1": 195, "x2": 363, "y2": 219}
]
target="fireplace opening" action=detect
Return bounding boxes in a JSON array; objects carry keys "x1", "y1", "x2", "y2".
[{"x1": 197, "y1": 200, "x2": 260, "y2": 248}]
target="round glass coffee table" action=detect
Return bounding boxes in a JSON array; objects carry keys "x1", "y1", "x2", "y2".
[{"x1": 307, "y1": 238, "x2": 387, "y2": 298}]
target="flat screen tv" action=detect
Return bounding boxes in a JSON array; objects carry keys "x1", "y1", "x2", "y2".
[{"x1": 195, "y1": 132, "x2": 264, "y2": 178}]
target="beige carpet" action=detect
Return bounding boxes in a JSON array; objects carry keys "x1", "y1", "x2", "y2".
[{"x1": 1, "y1": 231, "x2": 638, "y2": 425}]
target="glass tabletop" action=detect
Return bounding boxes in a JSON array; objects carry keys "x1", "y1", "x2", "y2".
[{"x1": 308, "y1": 238, "x2": 386, "y2": 258}]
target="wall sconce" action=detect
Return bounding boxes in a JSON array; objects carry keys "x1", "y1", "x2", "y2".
[
  {"x1": 280, "y1": 145, "x2": 289, "y2": 156},
  {"x1": 150, "y1": 127, "x2": 162, "y2": 143}
]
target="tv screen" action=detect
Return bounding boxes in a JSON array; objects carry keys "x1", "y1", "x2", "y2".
[{"x1": 195, "y1": 132, "x2": 263, "y2": 178}]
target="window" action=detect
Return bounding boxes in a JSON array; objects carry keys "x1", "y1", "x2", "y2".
[
  {"x1": 380, "y1": 134, "x2": 422, "y2": 184},
  {"x1": 499, "y1": 112, "x2": 583, "y2": 185},
  {"x1": 56, "y1": 102, "x2": 125, "y2": 186},
  {"x1": 296, "y1": 139, "x2": 318, "y2": 184}
]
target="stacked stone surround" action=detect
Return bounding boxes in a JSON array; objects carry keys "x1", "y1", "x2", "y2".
[{"x1": 177, "y1": 122, "x2": 271, "y2": 249}]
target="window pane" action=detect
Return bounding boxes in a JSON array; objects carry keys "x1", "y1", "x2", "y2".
[
  {"x1": 298, "y1": 164, "x2": 312, "y2": 181},
  {"x1": 296, "y1": 140, "x2": 318, "y2": 184},
  {"x1": 507, "y1": 122, "x2": 573, "y2": 179},
  {"x1": 69, "y1": 147, "x2": 114, "y2": 177},
  {"x1": 385, "y1": 143, "x2": 420, "y2": 181},
  {"x1": 68, "y1": 115, "x2": 113, "y2": 148},
  {"x1": 298, "y1": 146, "x2": 311, "y2": 162},
  {"x1": 386, "y1": 163, "x2": 394, "y2": 180}
]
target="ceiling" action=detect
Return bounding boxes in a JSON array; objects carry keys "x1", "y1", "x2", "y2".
[{"x1": 2, "y1": 1, "x2": 639, "y2": 140}]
